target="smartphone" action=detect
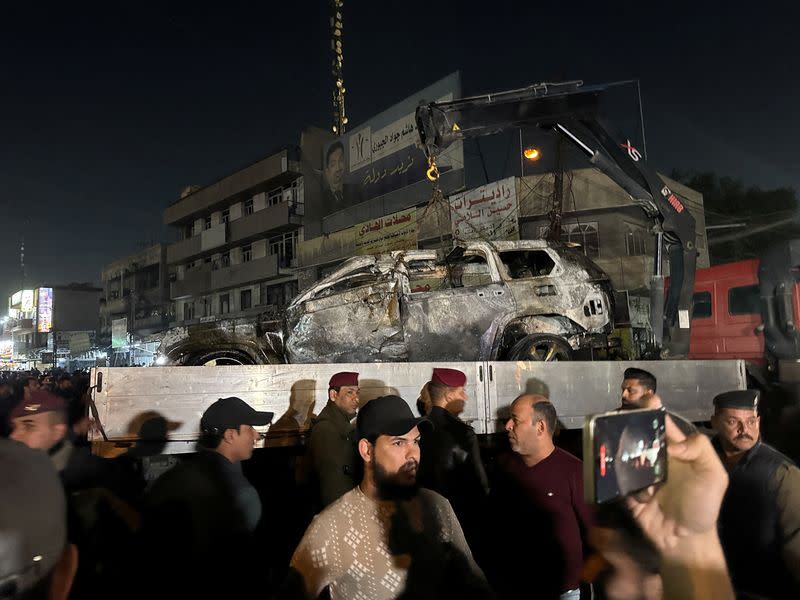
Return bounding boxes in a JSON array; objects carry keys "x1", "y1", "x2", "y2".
[{"x1": 583, "y1": 408, "x2": 667, "y2": 504}]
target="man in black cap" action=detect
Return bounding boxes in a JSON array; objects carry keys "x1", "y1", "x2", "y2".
[
  {"x1": 711, "y1": 389, "x2": 800, "y2": 598},
  {"x1": 284, "y1": 395, "x2": 493, "y2": 600},
  {"x1": 137, "y1": 397, "x2": 273, "y2": 596}
]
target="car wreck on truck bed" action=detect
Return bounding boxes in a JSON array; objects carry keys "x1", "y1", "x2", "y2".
[{"x1": 159, "y1": 240, "x2": 615, "y2": 365}]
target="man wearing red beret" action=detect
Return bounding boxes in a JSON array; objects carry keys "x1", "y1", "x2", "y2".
[
  {"x1": 417, "y1": 368, "x2": 489, "y2": 551},
  {"x1": 307, "y1": 371, "x2": 361, "y2": 508}
]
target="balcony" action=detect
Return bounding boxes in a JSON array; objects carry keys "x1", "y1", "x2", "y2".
[
  {"x1": 102, "y1": 297, "x2": 130, "y2": 315},
  {"x1": 170, "y1": 253, "x2": 279, "y2": 299},
  {"x1": 228, "y1": 201, "x2": 302, "y2": 244},
  {"x1": 166, "y1": 234, "x2": 202, "y2": 265},
  {"x1": 9, "y1": 318, "x2": 34, "y2": 333}
]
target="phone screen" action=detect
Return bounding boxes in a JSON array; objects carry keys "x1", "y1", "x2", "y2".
[{"x1": 589, "y1": 408, "x2": 667, "y2": 504}]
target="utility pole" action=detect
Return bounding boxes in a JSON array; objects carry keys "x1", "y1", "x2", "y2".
[
  {"x1": 547, "y1": 135, "x2": 564, "y2": 242},
  {"x1": 330, "y1": 0, "x2": 347, "y2": 135}
]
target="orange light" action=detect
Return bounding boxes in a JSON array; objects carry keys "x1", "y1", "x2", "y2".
[{"x1": 523, "y1": 147, "x2": 541, "y2": 161}]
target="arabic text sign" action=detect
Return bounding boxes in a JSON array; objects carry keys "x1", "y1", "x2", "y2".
[
  {"x1": 111, "y1": 318, "x2": 128, "y2": 349},
  {"x1": 355, "y1": 208, "x2": 418, "y2": 255},
  {"x1": 36, "y1": 287, "x2": 53, "y2": 333},
  {"x1": 450, "y1": 177, "x2": 520, "y2": 241}
]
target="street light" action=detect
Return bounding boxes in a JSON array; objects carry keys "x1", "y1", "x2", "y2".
[{"x1": 523, "y1": 147, "x2": 542, "y2": 161}]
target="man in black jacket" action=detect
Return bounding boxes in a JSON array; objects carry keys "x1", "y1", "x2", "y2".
[
  {"x1": 417, "y1": 368, "x2": 489, "y2": 551},
  {"x1": 711, "y1": 389, "x2": 800, "y2": 599}
]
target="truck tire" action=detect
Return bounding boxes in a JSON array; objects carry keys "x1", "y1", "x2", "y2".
[{"x1": 505, "y1": 334, "x2": 573, "y2": 361}]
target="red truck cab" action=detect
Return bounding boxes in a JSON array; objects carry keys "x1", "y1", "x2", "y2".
[{"x1": 689, "y1": 259, "x2": 765, "y2": 363}]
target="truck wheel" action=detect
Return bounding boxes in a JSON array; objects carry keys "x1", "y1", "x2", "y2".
[{"x1": 506, "y1": 334, "x2": 573, "y2": 361}]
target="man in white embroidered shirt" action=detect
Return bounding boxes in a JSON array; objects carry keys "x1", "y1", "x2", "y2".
[{"x1": 283, "y1": 394, "x2": 494, "y2": 600}]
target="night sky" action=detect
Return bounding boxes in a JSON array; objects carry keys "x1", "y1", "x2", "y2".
[{"x1": 2, "y1": 1, "x2": 797, "y2": 305}]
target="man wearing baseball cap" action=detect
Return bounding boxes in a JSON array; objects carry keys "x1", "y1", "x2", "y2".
[
  {"x1": 307, "y1": 371, "x2": 361, "y2": 507},
  {"x1": 0, "y1": 437, "x2": 78, "y2": 600},
  {"x1": 710, "y1": 389, "x2": 800, "y2": 598},
  {"x1": 417, "y1": 368, "x2": 489, "y2": 551},
  {"x1": 138, "y1": 397, "x2": 273, "y2": 595},
  {"x1": 287, "y1": 394, "x2": 493, "y2": 599}
]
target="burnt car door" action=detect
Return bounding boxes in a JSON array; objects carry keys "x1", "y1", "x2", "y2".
[
  {"x1": 284, "y1": 264, "x2": 407, "y2": 363},
  {"x1": 400, "y1": 248, "x2": 516, "y2": 361}
]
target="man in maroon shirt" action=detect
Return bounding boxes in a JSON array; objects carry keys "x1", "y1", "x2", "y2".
[{"x1": 489, "y1": 394, "x2": 592, "y2": 599}]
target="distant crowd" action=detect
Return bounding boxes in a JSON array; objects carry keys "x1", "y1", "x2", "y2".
[{"x1": 0, "y1": 366, "x2": 798, "y2": 600}]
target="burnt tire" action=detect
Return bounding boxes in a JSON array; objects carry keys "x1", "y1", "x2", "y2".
[{"x1": 505, "y1": 334, "x2": 573, "y2": 361}]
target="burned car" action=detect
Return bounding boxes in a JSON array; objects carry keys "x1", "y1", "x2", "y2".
[
  {"x1": 159, "y1": 240, "x2": 613, "y2": 365},
  {"x1": 284, "y1": 240, "x2": 613, "y2": 363}
]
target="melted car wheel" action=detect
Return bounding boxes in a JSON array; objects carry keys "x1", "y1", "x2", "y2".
[{"x1": 506, "y1": 334, "x2": 573, "y2": 361}]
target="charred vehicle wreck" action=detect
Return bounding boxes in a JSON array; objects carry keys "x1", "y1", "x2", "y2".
[{"x1": 159, "y1": 240, "x2": 614, "y2": 365}]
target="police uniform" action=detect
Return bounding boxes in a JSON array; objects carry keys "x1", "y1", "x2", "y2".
[{"x1": 712, "y1": 390, "x2": 800, "y2": 599}]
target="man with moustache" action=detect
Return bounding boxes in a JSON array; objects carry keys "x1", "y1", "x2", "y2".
[
  {"x1": 711, "y1": 389, "x2": 800, "y2": 598},
  {"x1": 285, "y1": 395, "x2": 493, "y2": 600}
]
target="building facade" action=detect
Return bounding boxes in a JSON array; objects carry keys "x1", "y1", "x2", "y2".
[
  {"x1": 164, "y1": 129, "x2": 330, "y2": 325},
  {"x1": 5, "y1": 285, "x2": 101, "y2": 369}
]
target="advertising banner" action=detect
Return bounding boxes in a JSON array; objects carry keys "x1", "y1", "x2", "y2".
[
  {"x1": 320, "y1": 72, "x2": 463, "y2": 217},
  {"x1": 37, "y1": 287, "x2": 53, "y2": 333},
  {"x1": 450, "y1": 177, "x2": 520, "y2": 241},
  {"x1": 111, "y1": 318, "x2": 128, "y2": 348},
  {"x1": 355, "y1": 207, "x2": 418, "y2": 255},
  {"x1": 21, "y1": 290, "x2": 34, "y2": 312}
]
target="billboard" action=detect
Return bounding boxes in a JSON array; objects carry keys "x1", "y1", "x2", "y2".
[
  {"x1": 355, "y1": 207, "x2": 417, "y2": 255},
  {"x1": 450, "y1": 177, "x2": 520, "y2": 241},
  {"x1": 20, "y1": 290, "x2": 34, "y2": 312},
  {"x1": 37, "y1": 287, "x2": 53, "y2": 333},
  {"x1": 320, "y1": 72, "x2": 464, "y2": 217},
  {"x1": 112, "y1": 318, "x2": 128, "y2": 348}
]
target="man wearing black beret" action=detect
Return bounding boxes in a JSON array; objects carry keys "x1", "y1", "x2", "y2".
[{"x1": 711, "y1": 389, "x2": 800, "y2": 598}]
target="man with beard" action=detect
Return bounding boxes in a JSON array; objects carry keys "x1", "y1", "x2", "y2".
[
  {"x1": 619, "y1": 367, "x2": 695, "y2": 436},
  {"x1": 285, "y1": 394, "x2": 493, "y2": 600},
  {"x1": 711, "y1": 389, "x2": 800, "y2": 598}
]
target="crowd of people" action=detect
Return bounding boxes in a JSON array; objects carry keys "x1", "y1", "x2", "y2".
[{"x1": 1, "y1": 366, "x2": 798, "y2": 599}]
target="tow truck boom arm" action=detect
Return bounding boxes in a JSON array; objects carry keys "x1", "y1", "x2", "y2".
[{"x1": 416, "y1": 80, "x2": 697, "y2": 357}]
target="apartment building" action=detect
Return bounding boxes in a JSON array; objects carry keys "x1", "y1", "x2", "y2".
[
  {"x1": 99, "y1": 244, "x2": 170, "y2": 341},
  {"x1": 164, "y1": 131, "x2": 329, "y2": 325}
]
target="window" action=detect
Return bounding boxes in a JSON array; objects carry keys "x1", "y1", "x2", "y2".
[
  {"x1": 219, "y1": 293, "x2": 230, "y2": 315},
  {"x1": 244, "y1": 198, "x2": 254, "y2": 216},
  {"x1": 202, "y1": 297, "x2": 212, "y2": 317},
  {"x1": 184, "y1": 223, "x2": 194, "y2": 238},
  {"x1": 449, "y1": 254, "x2": 493, "y2": 288},
  {"x1": 268, "y1": 188, "x2": 283, "y2": 206},
  {"x1": 625, "y1": 224, "x2": 650, "y2": 256},
  {"x1": 499, "y1": 250, "x2": 556, "y2": 279},
  {"x1": 204, "y1": 256, "x2": 212, "y2": 265},
  {"x1": 269, "y1": 230, "x2": 299, "y2": 266},
  {"x1": 183, "y1": 301, "x2": 195, "y2": 321},
  {"x1": 240, "y1": 289, "x2": 252, "y2": 310},
  {"x1": 241, "y1": 244, "x2": 252, "y2": 263},
  {"x1": 221, "y1": 251, "x2": 230, "y2": 268},
  {"x1": 729, "y1": 285, "x2": 760, "y2": 316},
  {"x1": 407, "y1": 260, "x2": 449, "y2": 293},
  {"x1": 538, "y1": 222, "x2": 599, "y2": 258},
  {"x1": 204, "y1": 216, "x2": 212, "y2": 230},
  {"x1": 692, "y1": 291, "x2": 712, "y2": 319},
  {"x1": 221, "y1": 209, "x2": 230, "y2": 224}
]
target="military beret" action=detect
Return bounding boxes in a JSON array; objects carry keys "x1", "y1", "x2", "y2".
[
  {"x1": 713, "y1": 389, "x2": 759, "y2": 411},
  {"x1": 432, "y1": 367, "x2": 467, "y2": 388},
  {"x1": 329, "y1": 372, "x2": 359, "y2": 388}
]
